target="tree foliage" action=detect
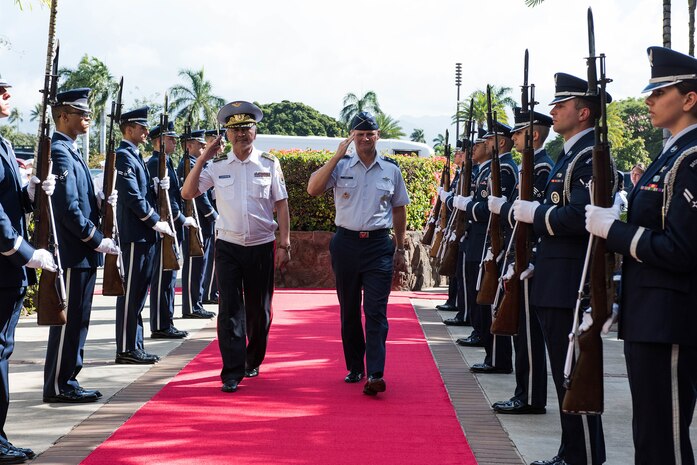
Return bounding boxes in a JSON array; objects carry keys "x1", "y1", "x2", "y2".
[
  {"x1": 59, "y1": 55, "x2": 118, "y2": 128},
  {"x1": 410, "y1": 128, "x2": 426, "y2": 143},
  {"x1": 454, "y1": 86, "x2": 515, "y2": 137},
  {"x1": 168, "y1": 68, "x2": 225, "y2": 129},
  {"x1": 256, "y1": 101, "x2": 344, "y2": 137},
  {"x1": 339, "y1": 91, "x2": 381, "y2": 128},
  {"x1": 375, "y1": 113, "x2": 405, "y2": 139}
]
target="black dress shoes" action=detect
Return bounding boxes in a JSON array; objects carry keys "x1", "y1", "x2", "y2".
[
  {"x1": 493, "y1": 399, "x2": 546, "y2": 414},
  {"x1": 456, "y1": 335, "x2": 484, "y2": 347},
  {"x1": 202, "y1": 298, "x2": 218, "y2": 305},
  {"x1": 245, "y1": 367, "x2": 259, "y2": 378},
  {"x1": 436, "y1": 303, "x2": 457, "y2": 311},
  {"x1": 0, "y1": 445, "x2": 26, "y2": 464},
  {"x1": 182, "y1": 309, "x2": 216, "y2": 319},
  {"x1": 469, "y1": 363, "x2": 513, "y2": 374},
  {"x1": 43, "y1": 388, "x2": 100, "y2": 404},
  {"x1": 344, "y1": 370, "x2": 365, "y2": 383},
  {"x1": 221, "y1": 380, "x2": 238, "y2": 393},
  {"x1": 530, "y1": 456, "x2": 570, "y2": 465},
  {"x1": 76, "y1": 386, "x2": 102, "y2": 398},
  {"x1": 6, "y1": 444, "x2": 33, "y2": 460},
  {"x1": 115, "y1": 349, "x2": 159, "y2": 364},
  {"x1": 443, "y1": 318, "x2": 466, "y2": 326},
  {"x1": 363, "y1": 377, "x2": 386, "y2": 396},
  {"x1": 151, "y1": 327, "x2": 188, "y2": 339}
]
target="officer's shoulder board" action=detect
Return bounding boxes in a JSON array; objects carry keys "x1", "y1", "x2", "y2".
[
  {"x1": 342, "y1": 154, "x2": 351, "y2": 160},
  {"x1": 381, "y1": 156, "x2": 399, "y2": 166},
  {"x1": 260, "y1": 152, "x2": 277, "y2": 162},
  {"x1": 213, "y1": 153, "x2": 228, "y2": 163}
]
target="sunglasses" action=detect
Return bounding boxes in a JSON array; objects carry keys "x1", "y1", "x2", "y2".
[{"x1": 67, "y1": 111, "x2": 92, "y2": 119}]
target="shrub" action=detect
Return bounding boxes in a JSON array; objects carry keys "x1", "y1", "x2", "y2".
[{"x1": 273, "y1": 150, "x2": 445, "y2": 231}]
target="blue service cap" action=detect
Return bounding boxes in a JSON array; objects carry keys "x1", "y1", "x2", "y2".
[
  {"x1": 217, "y1": 101, "x2": 263, "y2": 128},
  {"x1": 483, "y1": 121, "x2": 513, "y2": 139},
  {"x1": 0, "y1": 75, "x2": 11, "y2": 88},
  {"x1": 550, "y1": 72, "x2": 612, "y2": 104},
  {"x1": 350, "y1": 111, "x2": 379, "y2": 131},
  {"x1": 120, "y1": 106, "x2": 149, "y2": 127},
  {"x1": 643, "y1": 46, "x2": 697, "y2": 93},
  {"x1": 474, "y1": 126, "x2": 487, "y2": 143},
  {"x1": 181, "y1": 129, "x2": 206, "y2": 143},
  {"x1": 511, "y1": 107, "x2": 553, "y2": 133},
  {"x1": 54, "y1": 88, "x2": 91, "y2": 113},
  {"x1": 149, "y1": 121, "x2": 178, "y2": 139}
]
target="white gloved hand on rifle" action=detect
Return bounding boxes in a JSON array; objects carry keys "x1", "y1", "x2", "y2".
[
  {"x1": 513, "y1": 199, "x2": 540, "y2": 224},
  {"x1": 152, "y1": 221, "x2": 175, "y2": 237},
  {"x1": 453, "y1": 195, "x2": 472, "y2": 211},
  {"x1": 26, "y1": 248, "x2": 56, "y2": 271},
  {"x1": 96, "y1": 238, "x2": 120, "y2": 255},
  {"x1": 28, "y1": 174, "x2": 56, "y2": 202},
  {"x1": 438, "y1": 187, "x2": 449, "y2": 203},
  {"x1": 182, "y1": 216, "x2": 197, "y2": 228},
  {"x1": 96, "y1": 189, "x2": 118, "y2": 208},
  {"x1": 520, "y1": 263, "x2": 534, "y2": 280},
  {"x1": 585, "y1": 193, "x2": 623, "y2": 239},
  {"x1": 502, "y1": 262, "x2": 515, "y2": 281},
  {"x1": 482, "y1": 247, "x2": 494, "y2": 262},
  {"x1": 152, "y1": 176, "x2": 170, "y2": 193},
  {"x1": 578, "y1": 309, "x2": 594, "y2": 333},
  {"x1": 487, "y1": 195, "x2": 507, "y2": 215}
]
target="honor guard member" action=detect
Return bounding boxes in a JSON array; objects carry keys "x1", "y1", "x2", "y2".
[
  {"x1": 586, "y1": 47, "x2": 697, "y2": 465},
  {"x1": 43, "y1": 88, "x2": 119, "y2": 404},
  {"x1": 513, "y1": 73, "x2": 607, "y2": 465},
  {"x1": 201, "y1": 129, "x2": 223, "y2": 304},
  {"x1": 177, "y1": 129, "x2": 216, "y2": 319},
  {"x1": 307, "y1": 111, "x2": 410, "y2": 396},
  {"x1": 487, "y1": 108, "x2": 552, "y2": 415},
  {"x1": 181, "y1": 101, "x2": 290, "y2": 394},
  {"x1": 0, "y1": 74, "x2": 56, "y2": 463},
  {"x1": 146, "y1": 122, "x2": 194, "y2": 338},
  {"x1": 453, "y1": 121, "x2": 516, "y2": 374},
  {"x1": 115, "y1": 106, "x2": 174, "y2": 364}
]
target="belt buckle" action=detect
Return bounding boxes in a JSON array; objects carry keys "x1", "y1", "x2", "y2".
[{"x1": 359, "y1": 231, "x2": 369, "y2": 239}]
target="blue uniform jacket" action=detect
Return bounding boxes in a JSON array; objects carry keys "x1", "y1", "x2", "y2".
[
  {"x1": 50, "y1": 133, "x2": 103, "y2": 268},
  {"x1": 0, "y1": 136, "x2": 36, "y2": 287},
  {"x1": 500, "y1": 149, "x2": 554, "y2": 228},
  {"x1": 176, "y1": 157, "x2": 217, "y2": 237},
  {"x1": 607, "y1": 127, "x2": 697, "y2": 347},
  {"x1": 530, "y1": 131, "x2": 594, "y2": 308},
  {"x1": 115, "y1": 141, "x2": 160, "y2": 243},
  {"x1": 146, "y1": 152, "x2": 185, "y2": 241}
]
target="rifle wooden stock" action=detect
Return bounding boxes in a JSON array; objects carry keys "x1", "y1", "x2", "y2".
[
  {"x1": 101, "y1": 131, "x2": 125, "y2": 296},
  {"x1": 183, "y1": 152, "x2": 204, "y2": 258},
  {"x1": 422, "y1": 165, "x2": 448, "y2": 246},
  {"x1": 430, "y1": 139, "x2": 451, "y2": 259},
  {"x1": 158, "y1": 151, "x2": 180, "y2": 271}
]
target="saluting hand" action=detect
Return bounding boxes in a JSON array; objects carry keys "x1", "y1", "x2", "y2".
[
  {"x1": 335, "y1": 134, "x2": 355, "y2": 159},
  {"x1": 201, "y1": 135, "x2": 224, "y2": 162}
]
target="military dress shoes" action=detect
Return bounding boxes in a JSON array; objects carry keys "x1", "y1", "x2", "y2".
[
  {"x1": 436, "y1": 303, "x2": 457, "y2": 311},
  {"x1": 221, "y1": 380, "x2": 238, "y2": 393},
  {"x1": 77, "y1": 386, "x2": 103, "y2": 398},
  {"x1": 493, "y1": 399, "x2": 546, "y2": 414},
  {"x1": 456, "y1": 335, "x2": 484, "y2": 347},
  {"x1": 469, "y1": 363, "x2": 512, "y2": 374},
  {"x1": 202, "y1": 298, "x2": 218, "y2": 305},
  {"x1": 0, "y1": 445, "x2": 26, "y2": 464},
  {"x1": 43, "y1": 388, "x2": 100, "y2": 404},
  {"x1": 5, "y1": 444, "x2": 33, "y2": 461},
  {"x1": 530, "y1": 456, "x2": 570, "y2": 465},
  {"x1": 443, "y1": 318, "x2": 467, "y2": 326},
  {"x1": 363, "y1": 377, "x2": 386, "y2": 396},
  {"x1": 115, "y1": 349, "x2": 160, "y2": 364},
  {"x1": 344, "y1": 370, "x2": 365, "y2": 383},
  {"x1": 151, "y1": 327, "x2": 188, "y2": 339},
  {"x1": 245, "y1": 367, "x2": 259, "y2": 378},
  {"x1": 182, "y1": 309, "x2": 216, "y2": 319}
]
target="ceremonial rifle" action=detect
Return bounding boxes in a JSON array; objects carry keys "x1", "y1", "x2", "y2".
[
  {"x1": 157, "y1": 94, "x2": 181, "y2": 271},
  {"x1": 422, "y1": 136, "x2": 450, "y2": 246},
  {"x1": 34, "y1": 1, "x2": 66, "y2": 326},
  {"x1": 429, "y1": 130, "x2": 451, "y2": 258},
  {"x1": 182, "y1": 120, "x2": 204, "y2": 257},
  {"x1": 476, "y1": 86, "x2": 504, "y2": 305},
  {"x1": 492, "y1": 50, "x2": 535, "y2": 336},
  {"x1": 101, "y1": 77, "x2": 126, "y2": 296},
  {"x1": 562, "y1": 7, "x2": 615, "y2": 415}
]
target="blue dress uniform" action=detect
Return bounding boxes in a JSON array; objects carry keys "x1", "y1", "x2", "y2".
[
  {"x1": 326, "y1": 146, "x2": 410, "y2": 381},
  {"x1": 177, "y1": 133, "x2": 218, "y2": 319},
  {"x1": 493, "y1": 109, "x2": 552, "y2": 413},
  {"x1": 114, "y1": 107, "x2": 162, "y2": 362},
  {"x1": 528, "y1": 74, "x2": 607, "y2": 465},
  {"x1": 602, "y1": 47, "x2": 697, "y2": 465},
  {"x1": 42, "y1": 121, "x2": 105, "y2": 401}
]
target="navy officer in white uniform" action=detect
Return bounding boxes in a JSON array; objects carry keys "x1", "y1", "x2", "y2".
[
  {"x1": 307, "y1": 111, "x2": 410, "y2": 396},
  {"x1": 181, "y1": 101, "x2": 290, "y2": 394}
]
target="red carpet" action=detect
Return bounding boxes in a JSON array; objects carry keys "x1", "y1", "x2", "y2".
[{"x1": 81, "y1": 290, "x2": 476, "y2": 465}]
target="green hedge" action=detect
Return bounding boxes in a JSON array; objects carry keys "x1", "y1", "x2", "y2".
[{"x1": 273, "y1": 150, "x2": 445, "y2": 231}]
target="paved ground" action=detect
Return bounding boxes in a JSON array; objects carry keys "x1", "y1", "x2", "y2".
[{"x1": 6, "y1": 277, "x2": 696, "y2": 464}]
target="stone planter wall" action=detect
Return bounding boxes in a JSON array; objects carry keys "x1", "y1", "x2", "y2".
[{"x1": 275, "y1": 231, "x2": 443, "y2": 291}]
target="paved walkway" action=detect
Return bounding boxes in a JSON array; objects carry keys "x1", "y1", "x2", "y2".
[{"x1": 7, "y1": 277, "x2": 696, "y2": 464}]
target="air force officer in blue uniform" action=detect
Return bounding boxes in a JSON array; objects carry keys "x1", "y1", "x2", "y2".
[
  {"x1": 42, "y1": 88, "x2": 119, "y2": 404},
  {"x1": 307, "y1": 111, "x2": 410, "y2": 396}
]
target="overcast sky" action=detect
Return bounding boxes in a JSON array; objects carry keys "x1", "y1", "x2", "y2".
[{"x1": 1, "y1": 0, "x2": 692, "y2": 142}]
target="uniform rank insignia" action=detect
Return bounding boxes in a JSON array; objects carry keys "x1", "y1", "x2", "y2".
[
  {"x1": 671, "y1": 145, "x2": 678, "y2": 152},
  {"x1": 254, "y1": 171, "x2": 271, "y2": 177},
  {"x1": 58, "y1": 169, "x2": 69, "y2": 181},
  {"x1": 683, "y1": 188, "x2": 697, "y2": 210},
  {"x1": 213, "y1": 154, "x2": 227, "y2": 162},
  {"x1": 551, "y1": 192, "x2": 561, "y2": 204},
  {"x1": 556, "y1": 172, "x2": 563, "y2": 178},
  {"x1": 342, "y1": 192, "x2": 350, "y2": 199},
  {"x1": 653, "y1": 175, "x2": 661, "y2": 182}
]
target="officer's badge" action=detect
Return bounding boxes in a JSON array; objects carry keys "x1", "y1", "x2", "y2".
[
  {"x1": 342, "y1": 192, "x2": 350, "y2": 199},
  {"x1": 556, "y1": 172, "x2": 563, "y2": 178},
  {"x1": 481, "y1": 190, "x2": 488, "y2": 198},
  {"x1": 551, "y1": 191, "x2": 560, "y2": 204},
  {"x1": 671, "y1": 145, "x2": 678, "y2": 153},
  {"x1": 231, "y1": 102, "x2": 242, "y2": 107},
  {"x1": 683, "y1": 188, "x2": 697, "y2": 210},
  {"x1": 653, "y1": 175, "x2": 660, "y2": 182}
]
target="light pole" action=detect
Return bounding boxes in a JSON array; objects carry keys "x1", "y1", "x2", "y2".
[{"x1": 454, "y1": 63, "x2": 462, "y2": 148}]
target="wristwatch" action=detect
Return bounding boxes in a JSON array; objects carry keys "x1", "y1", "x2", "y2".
[{"x1": 278, "y1": 244, "x2": 292, "y2": 252}]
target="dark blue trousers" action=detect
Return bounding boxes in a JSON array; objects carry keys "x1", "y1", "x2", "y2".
[
  {"x1": 216, "y1": 239, "x2": 274, "y2": 384},
  {"x1": 182, "y1": 231, "x2": 213, "y2": 315},
  {"x1": 330, "y1": 230, "x2": 393, "y2": 378},
  {"x1": 0, "y1": 287, "x2": 24, "y2": 441},
  {"x1": 625, "y1": 341, "x2": 697, "y2": 465},
  {"x1": 463, "y1": 261, "x2": 481, "y2": 338},
  {"x1": 43, "y1": 268, "x2": 97, "y2": 397},
  {"x1": 202, "y1": 235, "x2": 218, "y2": 303},
  {"x1": 116, "y1": 241, "x2": 156, "y2": 353},
  {"x1": 149, "y1": 240, "x2": 177, "y2": 332}
]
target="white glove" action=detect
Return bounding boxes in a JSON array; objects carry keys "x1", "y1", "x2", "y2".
[
  {"x1": 520, "y1": 263, "x2": 534, "y2": 280},
  {"x1": 579, "y1": 309, "x2": 594, "y2": 333},
  {"x1": 483, "y1": 247, "x2": 494, "y2": 262},
  {"x1": 153, "y1": 221, "x2": 175, "y2": 237},
  {"x1": 585, "y1": 194, "x2": 622, "y2": 239},
  {"x1": 453, "y1": 195, "x2": 472, "y2": 211},
  {"x1": 602, "y1": 303, "x2": 619, "y2": 335},
  {"x1": 183, "y1": 216, "x2": 197, "y2": 228},
  {"x1": 107, "y1": 189, "x2": 118, "y2": 207},
  {"x1": 26, "y1": 248, "x2": 56, "y2": 271},
  {"x1": 28, "y1": 174, "x2": 56, "y2": 202},
  {"x1": 487, "y1": 195, "x2": 507, "y2": 215},
  {"x1": 159, "y1": 176, "x2": 170, "y2": 191},
  {"x1": 438, "y1": 187, "x2": 449, "y2": 203},
  {"x1": 513, "y1": 200, "x2": 540, "y2": 224},
  {"x1": 502, "y1": 262, "x2": 515, "y2": 281},
  {"x1": 96, "y1": 238, "x2": 120, "y2": 255},
  {"x1": 152, "y1": 177, "x2": 159, "y2": 192}
]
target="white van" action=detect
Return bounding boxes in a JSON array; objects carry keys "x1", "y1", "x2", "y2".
[{"x1": 252, "y1": 134, "x2": 434, "y2": 158}]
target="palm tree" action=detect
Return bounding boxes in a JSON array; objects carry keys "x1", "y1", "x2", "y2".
[
  {"x1": 410, "y1": 128, "x2": 426, "y2": 143},
  {"x1": 339, "y1": 91, "x2": 381, "y2": 128},
  {"x1": 13, "y1": 0, "x2": 51, "y2": 9},
  {"x1": 169, "y1": 68, "x2": 225, "y2": 129},
  {"x1": 8, "y1": 108, "x2": 22, "y2": 130},
  {"x1": 375, "y1": 113, "x2": 405, "y2": 139},
  {"x1": 29, "y1": 103, "x2": 42, "y2": 123},
  {"x1": 453, "y1": 86, "x2": 515, "y2": 134}
]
